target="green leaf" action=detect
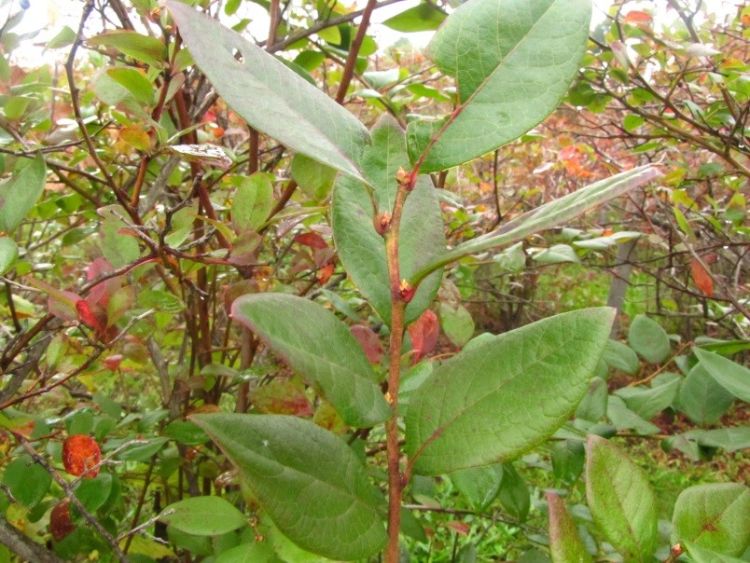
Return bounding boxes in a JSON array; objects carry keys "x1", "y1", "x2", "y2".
[
  {"x1": 406, "y1": 308, "x2": 614, "y2": 475},
  {"x1": 231, "y1": 293, "x2": 390, "y2": 427},
  {"x1": 3, "y1": 455, "x2": 51, "y2": 508},
  {"x1": 382, "y1": 3, "x2": 447, "y2": 32},
  {"x1": 106, "y1": 67, "x2": 154, "y2": 105},
  {"x1": 159, "y1": 496, "x2": 247, "y2": 536},
  {"x1": 101, "y1": 216, "x2": 140, "y2": 268},
  {"x1": 411, "y1": 166, "x2": 660, "y2": 286},
  {"x1": 677, "y1": 363, "x2": 734, "y2": 425},
  {"x1": 167, "y1": 1, "x2": 369, "y2": 180},
  {"x1": 450, "y1": 464, "x2": 503, "y2": 510},
  {"x1": 606, "y1": 395, "x2": 659, "y2": 435},
  {"x1": 672, "y1": 483, "x2": 750, "y2": 557},
  {"x1": 0, "y1": 237, "x2": 18, "y2": 275},
  {"x1": 614, "y1": 377, "x2": 680, "y2": 420},
  {"x1": 0, "y1": 154, "x2": 46, "y2": 233},
  {"x1": 679, "y1": 427, "x2": 750, "y2": 452},
  {"x1": 215, "y1": 542, "x2": 282, "y2": 562},
  {"x1": 231, "y1": 173, "x2": 274, "y2": 232},
  {"x1": 546, "y1": 491, "x2": 592, "y2": 563},
  {"x1": 602, "y1": 339, "x2": 640, "y2": 374},
  {"x1": 47, "y1": 26, "x2": 77, "y2": 49},
  {"x1": 586, "y1": 436, "x2": 657, "y2": 560},
  {"x1": 628, "y1": 314, "x2": 671, "y2": 363},
  {"x1": 88, "y1": 30, "x2": 165, "y2": 67},
  {"x1": 497, "y1": 463, "x2": 530, "y2": 521},
  {"x1": 694, "y1": 348, "x2": 750, "y2": 403},
  {"x1": 192, "y1": 413, "x2": 387, "y2": 559},
  {"x1": 116, "y1": 437, "x2": 169, "y2": 461},
  {"x1": 291, "y1": 154, "x2": 338, "y2": 201},
  {"x1": 684, "y1": 542, "x2": 747, "y2": 563},
  {"x1": 408, "y1": 0, "x2": 592, "y2": 171},
  {"x1": 331, "y1": 116, "x2": 444, "y2": 325},
  {"x1": 438, "y1": 303, "x2": 475, "y2": 347},
  {"x1": 576, "y1": 377, "x2": 608, "y2": 422},
  {"x1": 75, "y1": 473, "x2": 113, "y2": 513}
]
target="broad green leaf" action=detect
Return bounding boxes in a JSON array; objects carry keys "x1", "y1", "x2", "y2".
[
  {"x1": 231, "y1": 173, "x2": 274, "y2": 232},
  {"x1": 231, "y1": 294, "x2": 389, "y2": 427},
  {"x1": 0, "y1": 154, "x2": 46, "y2": 233},
  {"x1": 606, "y1": 395, "x2": 659, "y2": 435},
  {"x1": 101, "y1": 216, "x2": 140, "y2": 268},
  {"x1": 694, "y1": 348, "x2": 750, "y2": 403},
  {"x1": 382, "y1": 3, "x2": 447, "y2": 32},
  {"x1": 585, "y1": 435, "x2": 657, "y2": 560},
  {"x1": 88, "y1": 30, "x2": 165, "y2": 67},
  {"x1": 75, "y1": 473, "x2": 113, "y2": 513},
  {"x1": 192, "y1": 413, "x2": 387, "y2": 559},
  {"x1": 0, "y1": 237, "x2": 18, "y2": 274},
  {"x1": 546, "y1": 491, "x2": 592, "y2": 563},
  {"x1": 680, "y1": 427, "x2": 750, "y2": 452},
  {"x1": 603, "y1": 339, "x2": 640, "y2": 374},
  {"x1": 450, "y1": 464, "x2": 503, "y2": 510},
  {"x1": 3, "y1": 455, "x2": 51, "y2": 508},
  {"x1": 215, "y1": 542, "x2": 282, "y2": 562},
  {"x1": 47, "y1": 26, "x2": 76, "y2": 49},
  {"x1": 411, "y1": 166, "x2": 660, "y2": 286},
  {"x1": 159, "y1": 496, "x2": 247, "y2": 536},
  {"x1": 116, "y1": 437, "x2": 169, "y2": 461},
  {"x1": 438, "y1": 303, "x2": 475, "y2": 347},
  {"x1": 291, "y1": 154, "x2": 337, "y2": 201},
  {"x1": 331, "y1": 117, "x2": 444, "y2": 325},
  {"x1": 614, "y1": 377, "x2": 680, "y2": 419},
  {"x1": 168, "y1": 1, "x2": 369, "y2": 180},
  {"x1": 106, "y1": 67, "x2": 154, "y2": 105},
  {"x1": 408, "y1": 0, "x2": 592, "y2": 171},
  {"x1": 684, "y1": 542, "x2": 747, "y2": 563},
  {"x1": 677, "y1": 363, "x2": 734, "y2": 425},
  {"x1": 576, "y1": 377, "x2": 608, "y2": 422},
  {"x1": 406, "y1": 308, "x2": 614, "y2": 475},
  {"x1": 628, "y1": 314, "x2": 671, "y2": 363},
  {"x1": 672, "y1": 483, "x2": 750, "y2": 556}
]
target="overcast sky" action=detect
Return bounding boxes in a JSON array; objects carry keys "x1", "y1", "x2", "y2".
[{"x1": 7, "y1": 0, "x2": 744, "y2": 67}]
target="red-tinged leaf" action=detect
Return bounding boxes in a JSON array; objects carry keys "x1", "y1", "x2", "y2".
[
  {"x1": 76, "y1": 300, "x2": 108, "y2": 334},
  {"x1": 624, "y1": 10, "x2": 652, "y2": 24},
  {"x1": 547, "y1": 491, "x2": 592, "y2": 563},
  {"x1": 350, "y1": 325, "x2": 384, "y2": 364},
  {"x1": 250, "y1": 378, "x2": 313, "y2": 417},
  {"x1": 408, "y1": 309, "x2": 440, "y2": 362},
  {"x1": 690, "y1": 258, "x2": 714, "y2": 297},
  {"x1": 445, "y1": 521, "x2": 470, "y2": 535},
  {"x1": 317, "y1": 262, "x2": 335, "y2": 284},
  {"x1": 102, "y1": 354, "x2": 124, "y2": 371},
  {"x1": 85, "y1": 257, "x2": 119, "y2": 307},
  {"x1": 295, "y1": 232, "x2": 328, "y2": 249},
  {"x1": 62, "y1": 435, "x2": 102, "y2": 478},
  {"x1": 49, "y1": 500, "x2": 75, "y2": 541},
  {"x1": 27, "y1": 278, "x2": 81, "y2": 321}
]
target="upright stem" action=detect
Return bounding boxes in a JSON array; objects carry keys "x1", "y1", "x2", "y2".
[{"x1": 384, "y1": 175, "x2": 415, "y2": 563}]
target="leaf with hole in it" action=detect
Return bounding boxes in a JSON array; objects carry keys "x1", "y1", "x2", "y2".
[
  {"x1": 411, "y1": 166, "x2": 660, "y2": 286},
  {"x1": 585, "y1": 435, "x2": 657, "y2": 561},
  {"x1": 192, "y1": 413, "x2": 387, "y2": 560},
  {"x1": 547, "y1": 491, "x2": 592, "y2": 563},
  {"x1": 159, "y1": 496, "x2": 247, "y2": 536},
  {"x1": 167, "y1": 1, "x2": 369, "y2": 180},
  {"x1": 331, "y1": 116, "x2": 444, "y2": 325},
  {"x1": 694, "y1": 348, "x2": 750, "y2": 403},
  {"x1": 628, "y1": 314, "x2": 671, "y2": 363},
  {"x1": 88, "y1": 30, "x2": 166, "y2": 68},
  {"x1": 407, "y1": 0, "x2": 591, "y2": 171},
  {"x1": 406, "y1": 308, "x2": 614, "y2": 475},
  {"x1": 231, "y1": 293, "x2": 389, "y2": 427},
  {"x1": 672, "y1": 483, "x2": 750, "y2": 557},
  {"x1": 0, "y1": 154, "x2": 46, "y2": 233}
]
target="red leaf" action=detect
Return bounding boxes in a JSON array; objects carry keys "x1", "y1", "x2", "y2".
[
  {"x1": 408, "y1": 309, "x2": 440, "y2": 362},
  {"x1": 62, "y1": 435, "x2": 101, "y2": 478},
  {"x1": 690, "y1": 258, "x2": 714, "y2": 297},
  {"x1": 316, "y1": 262, "x2": 335, "y2": 284},
  {"x1": 445, "y1": 521, "x2": 470, "y2": 535},
  {"x1": 294, "y1": 232, "x2": 328, "y2": 250},
  {"x1": 102, "y1": 354, "x2": 124, "y2": 371},
  {"x1": 49, "y1": 500, "x2": 75, "y2": 541},
  {"x1": 350, "y1": 325, "x2": 384, "y2": 364},
  {"x1": 76, "y1": 299, "x2": 109, "y2": 336},
  {"x1": 624, "y1": 10, "x2": 652, "y2": 24}
]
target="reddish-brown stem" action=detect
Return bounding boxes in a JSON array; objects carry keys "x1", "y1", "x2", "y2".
[
  {"x1": 335, "y1": 0, "x2": 378, "y2": 104},
  {"x1": 383, "y1": 177, "x2": 414, "y2": 562}
]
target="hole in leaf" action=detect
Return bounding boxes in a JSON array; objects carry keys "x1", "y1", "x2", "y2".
[{"x1": 232, "y1": 48, "x2": 244, "y2": 63}]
